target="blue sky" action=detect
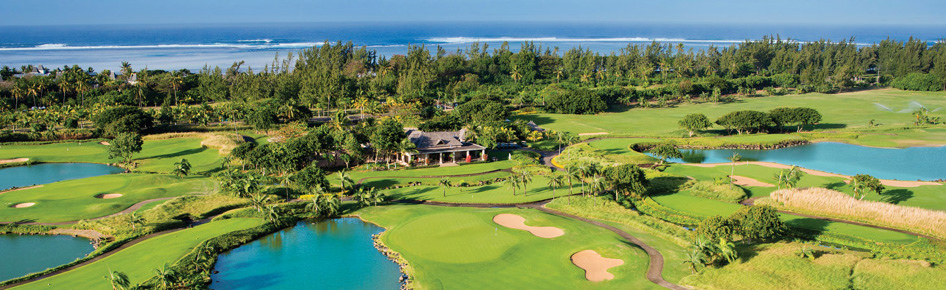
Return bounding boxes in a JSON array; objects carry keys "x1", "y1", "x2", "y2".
[{"x1": 0, "y1": 0, "x2": 944, "y2": 26}]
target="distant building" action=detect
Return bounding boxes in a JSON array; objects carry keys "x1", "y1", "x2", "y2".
[{"x1": 399, "y1": 129, "x2": 487, "y2": 166}]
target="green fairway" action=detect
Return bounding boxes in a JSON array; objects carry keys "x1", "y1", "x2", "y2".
[
  {"x1": 13, "y1": 218, "x2": 263, "y2": 290},
  {"x1": 0, "y1": 174, "x2": 215, "y2": 223},
  {"x1": 383, "y1": 174, "x2": 578, "y2": 204},
  {"x1": 523, "y1": 89, "x2": 946, "y2": 135},
  {"x1": 355, "y1": 205, "x2": 658, "y2": 290},
  {"x1": 0, "y1": 138, "x2": 226, "y2": 174}
]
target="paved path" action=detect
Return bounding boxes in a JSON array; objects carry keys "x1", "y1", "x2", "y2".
[{"x1": 740, "y1": 197, "x2": 936, "y2": 241}]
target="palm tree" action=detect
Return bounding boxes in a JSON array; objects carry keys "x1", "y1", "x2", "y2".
[
  {"x1": 320, "y1": 193, "x2": 341, "y2": 216},
  {"x1": 264, "y1": 205, "x2": 281, "y2": 225},
  {"x1": 589, "y1": 174, "x2": 606, "y2": 207},
  {"x1": 104, "y1": 266, "x2": 131, "y2": 290},
  {"x1": 547, "y1": 174, "x2": 565, "y2": 200},
  {"x1": 172, "y1": 158, "x2": 191, "y2": 178},
  {"x1": 127, "y1": 212, "x2": 143, "y2": 230},
  {"x1": 250, "y1": 193, "x2": 269, "y2": 213},
  {"x1": 306, "y1": 194, "x2": 323, "y2": 216},
  {"x1": 438, "y1": 178, "x2": 452, "y2": 197},
  {"x1": 338, "y1": 171, "x2": 354, "y2": 194},
  {"x1": 354, "y1": 97, "x2": 370, "y2": 120},
  {"x1": 153, "y1": 263, "x2": 178, "y2": 289},
  {"x1": 398, "y1": 138, "x2": 418, "y2": 167},
  {"x1": 504, "y1": 177, "x2": 521, "y2": 196},
  {"x1": 518, "y1": 171, "x2": 533, "y2": 196},
  {"x1": 682, "y1": 249, "x2": 706, "y2": 274},
  {"x1": 280, "y1": 173, "x2": 295, "y2": 201},
  {"x1": 728, "y1": 152, "x2": 741, "y2": 189},
  {"x1": 717, "y1": 238, "x2": 738, "y2": 263}
]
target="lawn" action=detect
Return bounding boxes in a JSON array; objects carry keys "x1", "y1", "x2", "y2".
[
  {"x1": 0, "y1": 174, "x2": 216, "y2": 223},
  {"x1": 522, "y1": 89, "x2": 946, "y2": 136},
  {"x1": 383, "y1": 174, "x2": 579, "y2": 204},
  {"x1": 12, "y1": 218, "x2": 264, "y2": 290},
  {"x1": 0, "y1": 138, "x2": 226, "y2": 174},
  {"x1": 680, "y1": 242, "x2": 946, "y2": 290},
  {"x1": 355, "y1": 205, "x2": 658, "y2": 290}
]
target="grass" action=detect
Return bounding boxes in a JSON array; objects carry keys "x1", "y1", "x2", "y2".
[
  {"x1": 359, "y1": 171, "x2": 512, "y2": 188},
  {"x1": 355, "y1": 204, "x2": 658, "y2": 290},
  {"x1": 522, "y1": 89, "x2": 946, "y2": 136},
  {"x1": 12, "y1": 218, "x2": 263, "y2": 290},
  {"x1": 680, "y1": 242, "x2": 946, "y2": 290},
  {"x1": 383, "y1": 174, "x2": 579, "y2": 204},
  {"x1": 0, "y1": 174, "x2": 216, "y2": 223},
  {"x1": 0, "y1": 137, "x2": 228, "y2": 174},
  {"x1": 769, "y1": 188, "x2": 946, "y2": 240}
]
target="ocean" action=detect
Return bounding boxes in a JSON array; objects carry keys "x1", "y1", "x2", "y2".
[{"x1": 0, "y1": 22, "x2": 942, "y2": 72}]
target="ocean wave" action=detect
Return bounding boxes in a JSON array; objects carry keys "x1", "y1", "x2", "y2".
[
  {"x1": 237, "y1": 39, "x2": 274, "y2": 43},
  {"x1": 424, "y1": 36, "x2": 745, "y2": 44},
  {"x1": 0, "y1": 42, "x2": 324, "y2": 51}
]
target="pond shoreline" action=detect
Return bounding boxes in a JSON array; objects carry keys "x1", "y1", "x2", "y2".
[{"x1": 348, "y1": 214, "x2": 414, "y2": 290}]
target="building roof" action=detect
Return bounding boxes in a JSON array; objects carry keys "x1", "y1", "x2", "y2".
[{"x1": 405, "y1": 129, "x2": 483, "y2": 153}]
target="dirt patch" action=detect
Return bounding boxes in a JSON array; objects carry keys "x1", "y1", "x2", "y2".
[
  {"x1": 493, "y1": 213, "x2": 564, "y2": 238},
  {"x1": 12, "y1": 202, "x2": 36, "y2": 208},
  {"x1": 578, "y1": 132, "x2": 609, "y2": 136},
  {"x1": 98, "y1": 141, "x2": 110, "y2": 146},
  {"x1": 49, "y1": 228, "x2": 107, "y2": 240},
  {"x1": 95, "y1": 193, "x2": 123, "y2": 199},
  {"x1": 0, "y1": 158, "x2": 29, "y2": 164},
  {"x1": 731, "y1": 175, "x2": 774, "y2": 187},
  {"x1": 0, "y1": 185, "x2": 43, "y2": 194},
  {"x1": 571, "y1": 250, "x2": 624, "y2": 281},
  {"x1": 682, "y1": 162, "x2": 940, "y2": 188}
]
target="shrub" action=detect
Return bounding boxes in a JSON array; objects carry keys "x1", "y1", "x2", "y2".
[
  {"x1": 543, "y1": 84, "x2": 607, "y2": 114},
  {"x1": 891, "y1": 73, "x2": 945, "y2": 91},
  {"x1": 729, "y1": 205, "x2": 786, "y2": 243},
  {"x1": 771, "y1": 188, "x2": 946, "y2": 240},
  {"x1": 682, "y1": 180, "x2": 747, "y2": 202},
  {"x1": 715, "y1": 110, "x2": 770, "y2": 134}
]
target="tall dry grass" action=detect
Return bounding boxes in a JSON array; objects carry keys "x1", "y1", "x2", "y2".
[
  {"x1": 771, "y1": 188, "x2": 946, "y2": 240},
  {"x1": 144, "y1": 132, "x2": 244, "y2": 155}
]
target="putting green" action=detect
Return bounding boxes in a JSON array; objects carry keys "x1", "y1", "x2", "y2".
[{"x1": 357, "y1": 205, "x2": 658, "y2": 289}]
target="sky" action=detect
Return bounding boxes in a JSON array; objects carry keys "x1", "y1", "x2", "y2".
[{"x1": 0, "y1": 0, "x2": 944, "y2": 26}]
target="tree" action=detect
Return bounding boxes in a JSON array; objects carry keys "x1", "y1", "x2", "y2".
[
  {"x1": 337, "y1": 171, "x2": 355, "y2": 194},
  {"x1": 108, "y1": 132, "x2": 143, "y2": 165},
  {"x1": 438, "y1": 178, "x2": 452, "y2": 197},
  {"x1": 127, "y1": 212, "x2": 144, "y2": 230},
  {"x1": 104, "y1": 268, "x2": 131, "y2": 290},
  {"x1": 370, "y1": 118, "x2": 406, "y2": 164},
  {"x1": 171, "y1": 158, "x2": 191, "y2": 178},
  {"x1": 695, "y1": 215, "x2": 736, "y2": 242},
  {"x1": 647, "y1": 143, "x2": 683, "y2": 165},
  {"x1": 715, "y1": 110, "x2": 770, "y2": 134},
  {"x1": 728, "y1": 152, "x2": 741, "y2": 189},
  {"x1": 604, "y1": 164, "x2": 648, "y2": 201},
  {"x1": 852, "y1": 174, "x2": 885, "y2": 200},
  {"x1": 517, "y1": 171, "x2": 533, "y2": 196},
  {"x1": 293, "y1": 165, "x2": 330, "y2": 195},
  {"x1": 774, "y1": 165, "x2": 804, "y2": 190},
  {"x1": 716, "y1": 238, "x2": 738, "y2": 263},
  {"x1": 250, "y1": 193, "x2": 270, "y2": 213},
  {"x1": 731, "y1": 205, "x2": 786, "y2": 243},
  {"x1": 678, "y1": 113, "x2": 712, "y2": 137},
  {"x1": 356, "y1": 187, "x2": 385, "y2": 207},
  {"x1": 154, "y1": 263, "x2": 178, "y2": 289},
  {"x1": 504, "y1": 176, "x2": 521, "y2": 196},
  {"x1": 547, "y1": 174, "x2": 565, "y2": 200},
  {"x1": 682, "y1": 248, "x2": 706, "y2": 274}
]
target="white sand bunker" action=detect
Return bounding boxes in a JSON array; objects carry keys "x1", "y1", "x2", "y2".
[
  {"x1": 493, "y1": 213, "x2": 564, "y2": 238},
  {"x1": 12, "y1": 202, "x2": 36, "y2": 208},
  {"x1": 99, "y1": 141, "x2": 111, "y2": 146},
  {"x1": 731, "y1": 175, "x2": 774, "y2": 187},
  {"x1": 95, "y1": 193, "x2": 123, "y2": 199},
  {"x1": 0, "y1": 158, "x2": 29, "y2": 165},
  {"x1": 571, "y1": 250, "x2": 624, "y2": 281}
]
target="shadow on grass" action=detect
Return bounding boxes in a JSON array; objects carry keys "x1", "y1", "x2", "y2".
[
  {"x1": 882, "y1": 189, "x2": 914, "y2": 204},
  {"x1": 646, "y1": 176, "x2": 691, "y2": 197},
  {"x1": 140, "y1": 147, "x2": 209, "y2": 160},
  {"x1": 785, "y1": 217, "x2": 830, "y2": 234},
  {"x1": 824, "y1": 181, "x2": 848, "y2": 191}
]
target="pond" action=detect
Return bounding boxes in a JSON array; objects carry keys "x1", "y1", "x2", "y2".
[
  {"x1": 0, "y1": 234, "x2": 93, "y2": 282},
  {"x1": 0, "y1": 163, "x2": 124, "y2": 191},
  {"x1": 210, "y1": 218, "x2": 402, "y2": 290},
  {"x1": 659, "y1": 142, "x2": 946, "y2": 181}
]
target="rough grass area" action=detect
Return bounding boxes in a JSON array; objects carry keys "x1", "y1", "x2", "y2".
[
  {"x1": 143, "y1": 132, "x2": 245, "y2": 155},
  {"x1": 0, "y1": 174, "x2": 217, "y2": 223},
  {"x1": 680, "y1": 242, "x2": 946, "y2": 290},
  {"x1": 355, "y1": 205, "x2": 657, "y2": 289},
  {"x1": 383, "y1": 174, "x2": 578, "y2": 204},
  {"x1": 12, "y1": 218, "x2": 263, "y2": 290},
  {"x1": 769, "y1": 188, "x2": 946, "y2": 240},
  {"x1": 680, "y1": 180, "x2": 747, "y2": 203}
]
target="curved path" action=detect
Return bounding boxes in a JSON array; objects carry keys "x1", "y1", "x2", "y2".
[
  {"x1": 0, "y1": 197, "x2": 177, "y2": 226},
  {"x1": 740, "y1": 197, "x2": 937, "y2": 241}
]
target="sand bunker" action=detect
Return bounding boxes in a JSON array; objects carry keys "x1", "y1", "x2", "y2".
[
  {"x1": 95, "y1": 193, "x2": 123, "y2": 199},
  {"x1": 0, "y1": 158, "x2": 29, "y2": 165},
  {"x1": 731, "y1": 175, "x2": 774, "y2": 187},
  {"x1": 571, "y1": 250, "x2": 624, "y2": 281},
  {"x1": 493, "y1": 214, "x2": 564, "y2": 238},
  {"x1": 578, "y1": 132, "x2": 608, "y2": 136},
  {"x1": 12, "y1": 202, "x2": 36, "y2": 208},
  {"x1": 684, "y1": 161, "x2": 940, "y2": 188},
  {"x1": 99, "y1": 141, "x2": 111, "y2": 146}
]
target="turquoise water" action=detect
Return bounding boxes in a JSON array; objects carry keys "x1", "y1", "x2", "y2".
[
  {"x1": 210, "y1": 218, "x2": 401, "y2": 290},
  {"x1": 660, "y1": 142, "x2": 946, "y2": 181},
  {"x1": 0, "y1": 234, "x2": 93, "y2": 282},
  {"x1": 0, "y1": 163, "x2": 123, "y2": 191}
]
